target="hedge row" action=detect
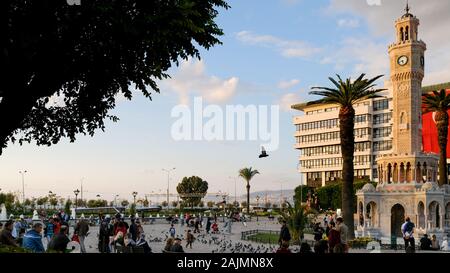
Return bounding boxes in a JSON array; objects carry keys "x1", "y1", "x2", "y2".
[{"x1": 294, "y1": 179, "x2": 376, "y2": 211}]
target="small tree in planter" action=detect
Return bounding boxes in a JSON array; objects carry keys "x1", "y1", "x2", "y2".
[{"x1": 279, "y1": 202, "x2": 315, "y2": 244}]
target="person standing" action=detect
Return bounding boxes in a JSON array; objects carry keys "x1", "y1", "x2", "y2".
[
  {"x1": 169, "y1": 224, "x2": 176, "y2": 238},
  {"x1": 313, "y1": 223, "x2": 324, "y2": 242},
  {"x1": 335, "y1": 217, "x2": 349, "y2": 253},
  {"x1": 401, "y1": 217, "x2": 415, "y2": 252},
  {"x1": 22, "y1": 222, "x2": 45, "y2": 253},
  {"x1": 99, "y1": 215, "x2": 113, "y2": 253},
  {"x1": 327, "y1": 222, "x2": 340, "y2": 253},
  {"x1": 44, "y1": 218, "x2": 55, "y2": 243},
  {"x1": 205, "y1": 217, "x2": 212, "y2": 234},
  {"x1": 75, "y1": 216, "x2": 90, "y2": 253},
  {"x1": 278, "y1": 220, "x2": 291, "y2": 246},
  {"x1": 129, "y1": 217, "x2": 138, "y2": 242}
]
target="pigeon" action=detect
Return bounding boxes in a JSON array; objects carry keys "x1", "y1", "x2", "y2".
[{"x1": 259, "y1": 146, "x2": 269, "y2": 158}]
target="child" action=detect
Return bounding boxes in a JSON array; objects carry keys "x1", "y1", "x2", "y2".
[
  {"x1": 185, "y1": 230, "x2": 195, "y2": 249},
  {"x1": 169, "y1": 224, "x2": 176, "y2": 238}
]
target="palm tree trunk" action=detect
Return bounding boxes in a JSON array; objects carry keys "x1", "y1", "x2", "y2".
[
  {"x1": 246, "y1": 182, "x2": 250, "y2": 214},
  {"x1": 437, "y1": 111, "x2": 449, "y2": 186},
  {"x1": 339, "y1": 106, "x2": 355, "y2": 239}
]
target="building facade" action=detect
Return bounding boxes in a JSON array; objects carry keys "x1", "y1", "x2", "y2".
[
  {"x1": 293, "y1": 5, "x2": 450, "y2": 240},
  {"x1": 293, "y1": 73, "x2": 450, "y2": 188}
]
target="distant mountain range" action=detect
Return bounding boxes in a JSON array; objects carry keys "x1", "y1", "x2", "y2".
[{"x1": 202, "y1": 189, "x2": 295, "y2": 203}]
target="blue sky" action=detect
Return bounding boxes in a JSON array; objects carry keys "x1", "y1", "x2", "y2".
[{"x1": 1, "y1": 0, "x2": 449, "y2": 202}]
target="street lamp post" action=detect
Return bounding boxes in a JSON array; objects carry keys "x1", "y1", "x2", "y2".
[
  {"x1": 256, "y1": 195, "x2": 260, "y2": 222},
  {"x1": 132, "y1": 191, "x2": 138, "y2": 205},
  {"x1": 114, "y1": 194, "x2": 119, "y2": 207},
  {"x1": 228, "y1": 176, "x2": 237, "y2": 205},
  {"x1": 162, "y1": 168, "x2": 176, "y2": 207},
  {"x1": 19, "y1": 170, "x2": 27, "y2": 204},
  {"x1": 74, "y1": 189, "x2": 80, "y2": 210}
]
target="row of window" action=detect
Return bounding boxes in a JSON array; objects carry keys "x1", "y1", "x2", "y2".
[
  {"x1": 373, "y1": 126, "x2": 392, "y2": 138},
  {"x1": 373, "y1": 140, "x2": 393, "y2": 152},
  {"x1": 373, "y1": 99, "x2": 390, "y2": 111},
  {"x1": 307, "y1": 169, "x2": 370, "y2": 182},
  {"x1": 296, "y1": 128, "x2": 371, "y2": 144},
  {"x1": 296, "y1": 114, "x2": 371, "y2": 132},
  {"x1": 305, "y1": 107, "x2": 339, "y2": 116},
  {"x1": 299, "y1": 142, "x2": 371, "y2": 156},
  {"x1": 373, "y1": 112, "x2": 392, "y2": 125},
  {"x1": 300, "y1": 155, "x2": 371, "y2": 169}
]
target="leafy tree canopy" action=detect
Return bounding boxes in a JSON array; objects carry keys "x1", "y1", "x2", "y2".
[
  {"x1": 0, "y1": 0, "x2": 229, "y2": 154},
  {"x1": 176, "y1": 176, "x2": 208, "y2": 207}
]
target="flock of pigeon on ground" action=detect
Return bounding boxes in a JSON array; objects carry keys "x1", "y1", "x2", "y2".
[{"x1": 143, "y1": 228, "x2": 302, "y2": 253}]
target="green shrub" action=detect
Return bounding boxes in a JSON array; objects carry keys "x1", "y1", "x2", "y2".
[{"x1": 294, "y1": 179, "x2": 376, "y2": 211}]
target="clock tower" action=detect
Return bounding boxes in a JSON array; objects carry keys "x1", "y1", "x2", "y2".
[
  {"x1": 357, "y1": 4, "x2": 447, "y2": 243},
  {"x1": 388, "y1": 3, "x2": 426, "y2": 155},
  {"x1": 376, "y1": 4, "x2": 438, "y2": 186}
]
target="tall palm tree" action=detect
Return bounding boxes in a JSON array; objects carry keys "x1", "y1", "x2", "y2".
[
  {"x1": 238, "y1": 167, "x2": 260, "y2": 214},
  {"x1": 308, "y1": 74, "x2": 385, "y2": 239},
  {"x1": 423, "y1": 89, "x2": 450, "y2": 186}
]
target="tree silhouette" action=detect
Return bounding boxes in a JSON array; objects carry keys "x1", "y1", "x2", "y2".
[{"x1": 0, "y1": 0, "x2": 229, "y2": 154}]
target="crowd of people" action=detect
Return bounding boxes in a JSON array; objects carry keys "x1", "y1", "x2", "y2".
[
  {"x1": 0, "y1": 212, "x2": 89, "y2": 253},
  {"x1": 275, "y1": 214, "x2": 349, "y2": 254}
]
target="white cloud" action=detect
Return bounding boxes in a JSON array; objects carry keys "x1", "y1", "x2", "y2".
[
  {"x1": 236, "y1": 31, "x2": 321, "y2": 59},
  {"x1": 327, "y1": 0, "x2": 450, "y2": 84},
  {"x1": 337, "y1": 18, "x2": 360, "y2": 28},
  {"x1": 163, "y1": 59, "x2": 239, "y2": 105},
  {"x1": 321, "y1": 38, "x2": 389, "y2": 78},
  {"x1": 278, "y1": 79, "x2": 301, "y2": 90},
  {"x1": 277, "y1": 92, "x2": 303, "y2": 112}
]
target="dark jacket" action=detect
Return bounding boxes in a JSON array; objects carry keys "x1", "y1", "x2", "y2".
[
  {"x1": 22, "y1": 229, "x2": 45, "y2": 253},
  {"x1": 129, "y1": 223, "x2": 138, "y2": 241},
  {"x1": 279, "y1": 225, "x2": 291, "y2": 243},
  {"x1": 0, "y1": 229, "x2": 18, "y2": 247},
  {"x1": 47, "y1": 233, "x2": 70, "y2": 253},
  {"x1": 313, "y1": 226, "x2": 324, "y2": 241},
  {"x1": 75, "y1": 220, "x2": 89, "y2": 236},
  {"x1": 170, "y1": 243, "x2": 184, "y2": 253},
  {"x1": 420, "y1": 237, "x2": 432, "y2": 250}
]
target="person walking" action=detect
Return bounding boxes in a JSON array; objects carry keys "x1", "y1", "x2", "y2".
[
  {"x1": 185, "y1": 230, "x2": 194, "y2": 249},
  {"x1": 278, "y1": 220, "x2": 291, "y2": 246},
  {"x1": 0, "y1": 220, "x2": 19, "y2": 247},
  {"x1": 401, "y1": 217, "x2": 415, "y2": 252},
  {"x1": 22, "y1": 222, "x2": 45, "y2": 253},
  {"x1": 75, "y1": 216, "x2": 90, "y2": 253},
  {"x1": 335, "y1": 216, "x2": 349, "y2": 253}
]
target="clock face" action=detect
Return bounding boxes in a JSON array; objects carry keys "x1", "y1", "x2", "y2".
[
  {"x1": 420, "y1": 56, "x2": 425, "y2": 67},
  {"x1": 398, "y1": 55, "x2": 408, "y2": 66}
]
